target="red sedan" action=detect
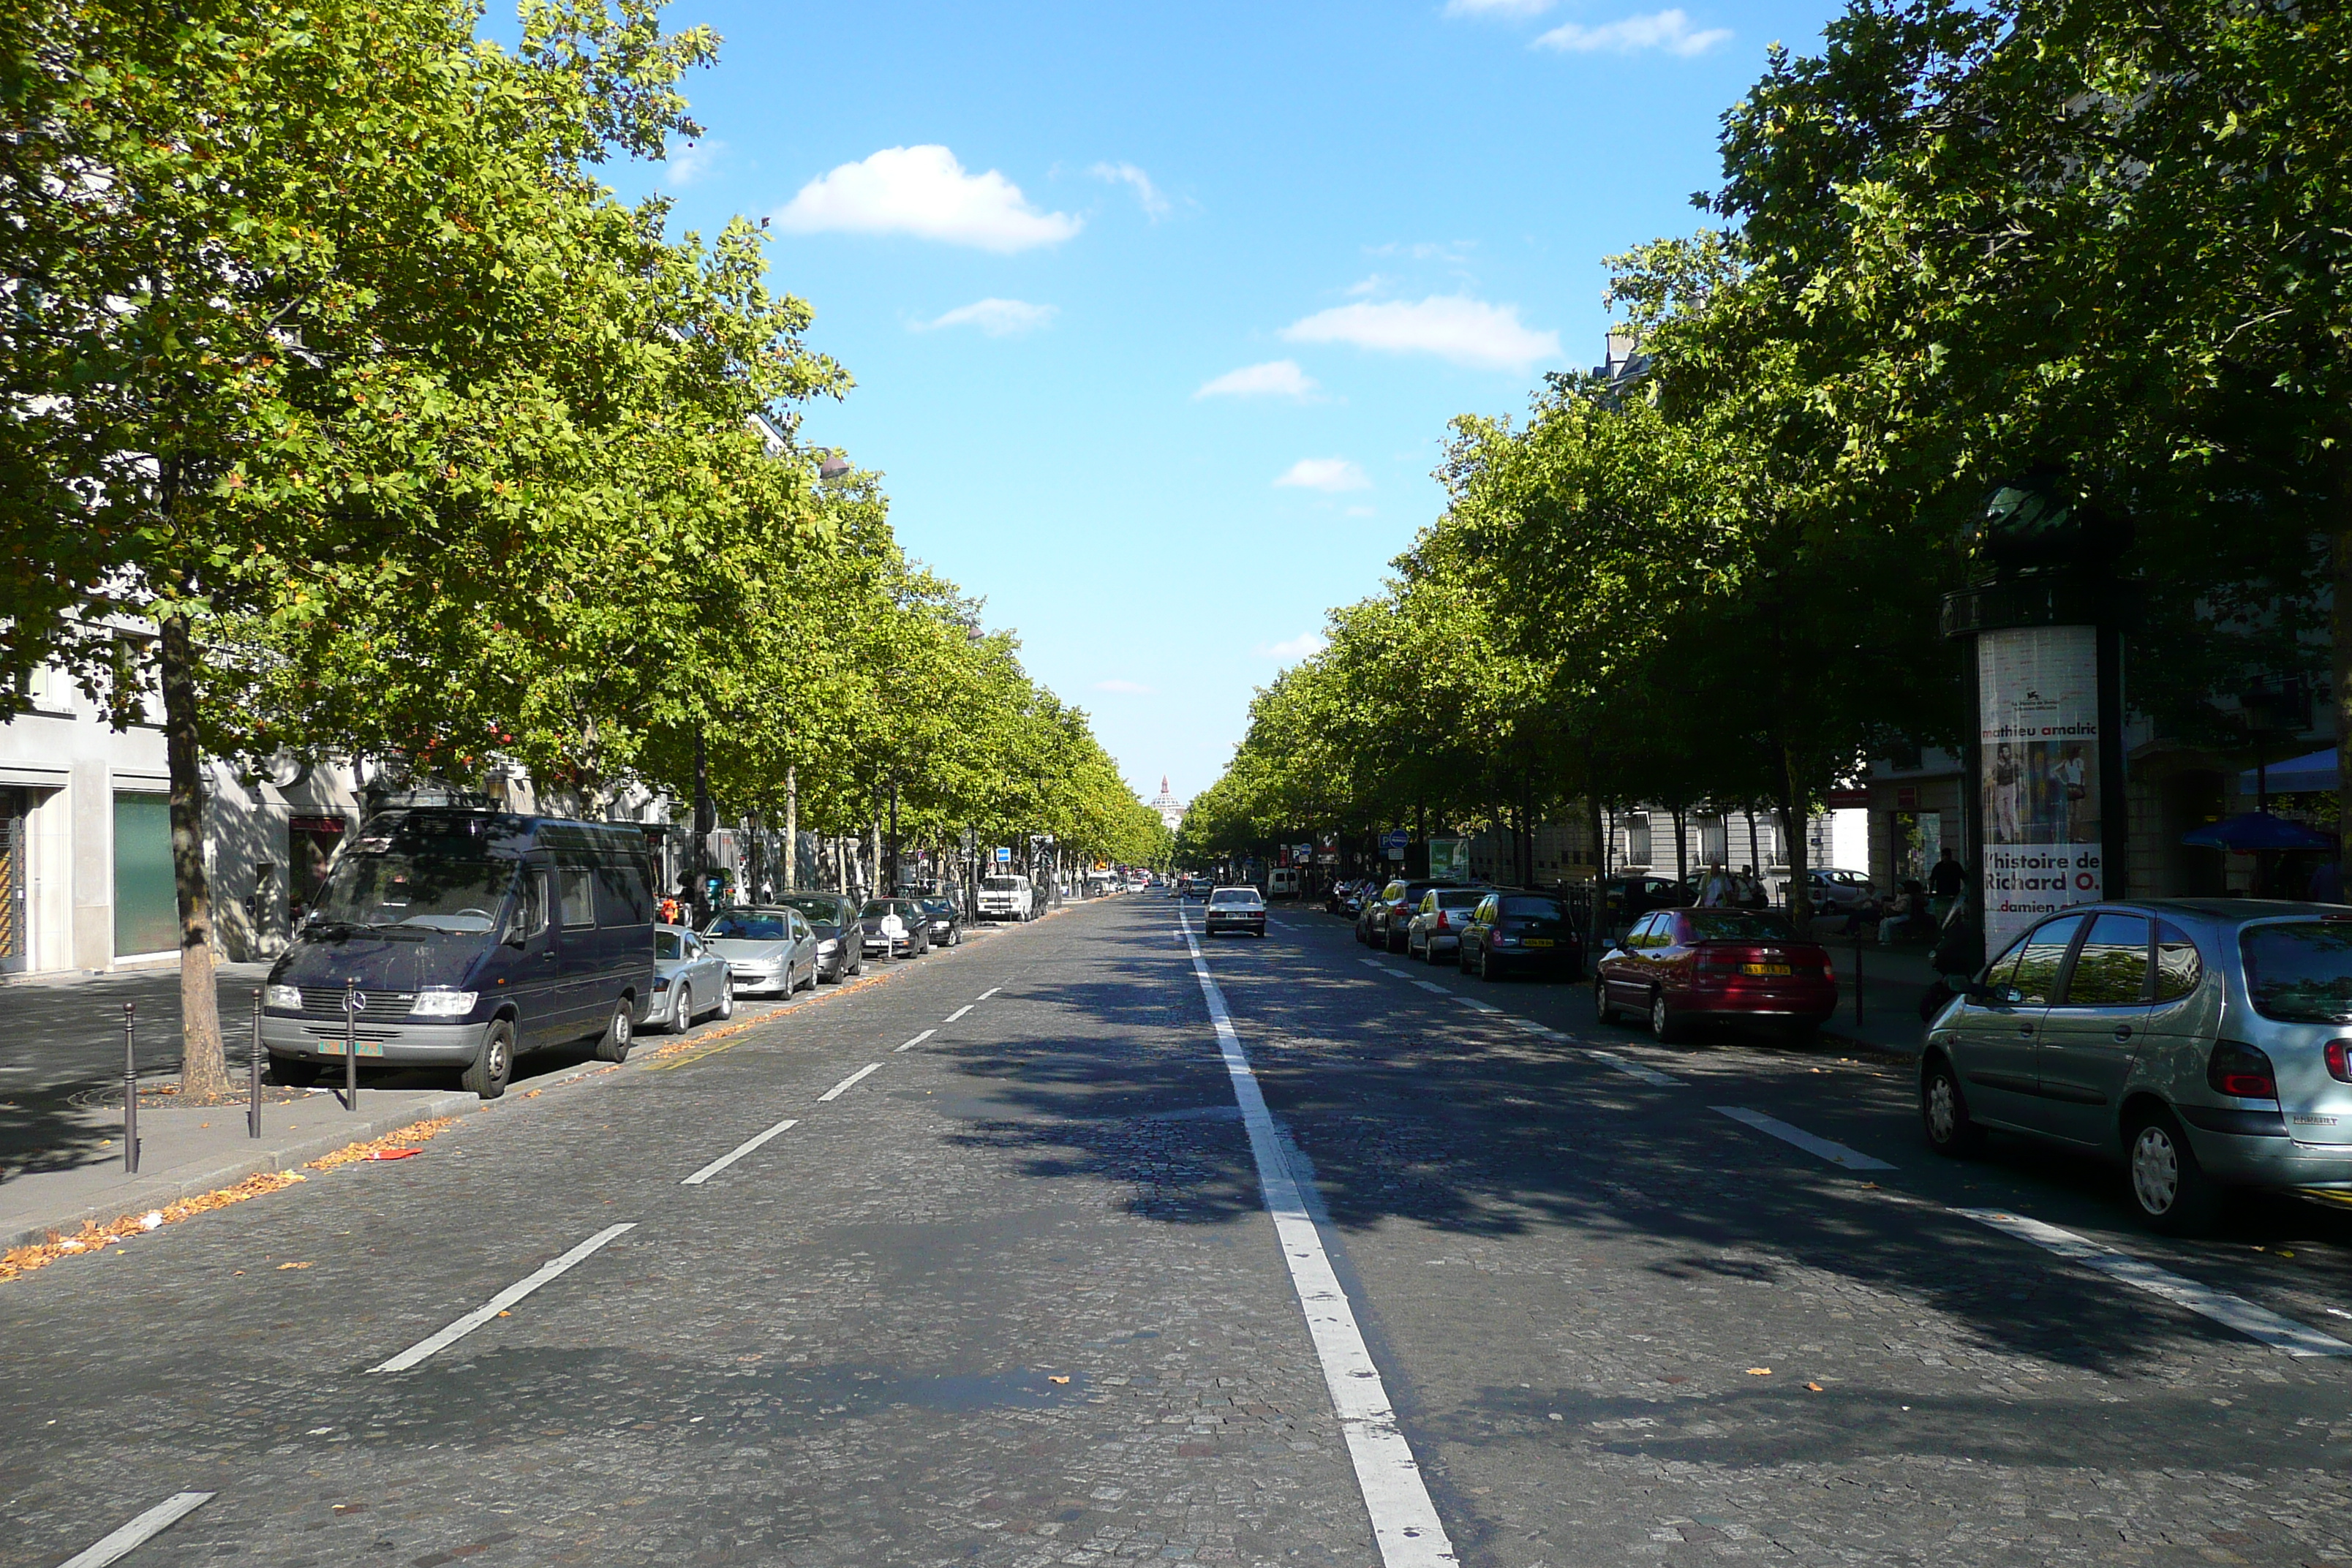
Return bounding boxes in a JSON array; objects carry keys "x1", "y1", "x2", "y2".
[{"x1": 1594, "y1": 908, "x2": 1838, "y2": 1043}]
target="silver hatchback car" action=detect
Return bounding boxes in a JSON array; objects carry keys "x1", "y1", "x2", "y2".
[{"x1": 1922, "y1": 899, "x2": 2352, "y2": 1232}]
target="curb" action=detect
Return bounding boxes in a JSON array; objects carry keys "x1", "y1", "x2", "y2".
[{"x1": 0, "y1": 1089, "x2": 481, "y2": 1253}]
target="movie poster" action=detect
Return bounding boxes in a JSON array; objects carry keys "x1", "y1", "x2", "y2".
[{"x1": 1979, "y1": 625, "x2": 2103, "y2": 954}]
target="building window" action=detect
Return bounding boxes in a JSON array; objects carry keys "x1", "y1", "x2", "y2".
[
  {"x1": 113, "y1": 792, "x2": 176, "y2": 956},
  {"x1": 1698, "y1": 815, "x2": 1727, "y2": 866},
  {"x1": 1625, "y1": 812, "x2": 1652, "y2": 867}
]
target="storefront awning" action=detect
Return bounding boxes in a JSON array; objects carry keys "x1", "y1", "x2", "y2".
[{"x1": 2240, "y1": 747, "x2": 2337, "y2": 796}]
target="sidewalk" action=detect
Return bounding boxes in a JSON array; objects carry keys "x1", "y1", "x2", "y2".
[
  {"x1": 1818, "y1": 938, "x2": 1938, "y2": 1058},
  {"x1": 0, "y1": 1083, "x2": 481, "y2": 1252},
  {"x1": 1, "y1": 959, "x2": 276, "y2": 1097}
]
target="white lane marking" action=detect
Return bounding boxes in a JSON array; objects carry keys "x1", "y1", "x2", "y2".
[
  {"x1": 1359, "y1": 958, "x2": 1389, "y2": 969},
  {"x1": 1178, "y1": 914, "x2": 1458, "y2": 1567},
  {"x1": 1411, "y1": 979, "x2": 1448, "y2": 995},
  {"x1": 1506, "y1": 1017, "x2": 1552, "y2": 1033},
  {"x1": 59, "y1": 1493, "x2": 214, "y2": 1568},
  {"x1": 682, "y1": 1118, "x2": 799, "y2": 1186},
  {"x1": 1452, "y1": 996, "x2": 1501, "y2": 1014},
  {"x1": 1956, "y1": 1209, "x2": 2352, "y2": 1357},
  {"x1": 976, "y1": 987, "x2": 1002, "y2": 1000},
  {"x1": 943, "y1": 1005, "x2": 973, "y2": 1023},
  {"x1": 369, "y1": 1224, "x2": 636, "y2": 1373},
  {"x1": 1584, "y1": 1048, "x2": 1684, "y2": 1087},
  {"x1": 1712, "y1": 1106, "x2": 1896, "y2": 1171},
  {"x1": 819, "y1": 1062, "x2": 883, "y2": 1101},
  {"x1": 894, "y1": 1029, "x2": 936, "y2": 1053}
]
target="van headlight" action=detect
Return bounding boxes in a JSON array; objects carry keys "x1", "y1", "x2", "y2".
[
  {"x1": 410, "y1": 989, "x2": 478, "y2": 1017},
  {"x1": 265, "y1": 984, "x2": 302, "y2": 1010}
]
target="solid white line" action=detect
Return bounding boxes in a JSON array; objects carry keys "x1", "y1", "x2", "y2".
[
  {"x1": 894, "y1": 1029, "x2": 936, "y2": 1053},
  {"x1": 369, "y1": 1224, "x2": 636, "y2": 1373},
  {"x1": 1712, "y1": 1106, "x2": 1896, "y2": 1171},
  {"x1": 943, "y1": 1004, "x2": 973, "y2": 1023},
  {"x1": 1956, "y1": 1208, "x2": 2352, "y2": 1357},
  {"x1": 819, "y1": 1062, "x2": 883, "y2": 1101},
  {"x1": 681, "y1": 1118, "x2": 799, "y2": 1186},
  {"x1": 1584, "y1": 1048, "x2": 1684, "y2": 1087},
  {"x1": 1177, "y1": 915, "x2": 1457, "y2": 1567},
  {"x1": 59, "y1": 1493, "x2": 215, "y2": 1568},
  {"x1": 976, "y1": 987, "x2": 1001, "y2": 1000}
]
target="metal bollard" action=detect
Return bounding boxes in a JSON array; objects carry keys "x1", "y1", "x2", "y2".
[
  {"x1": 249, "y1": 988, "x2": 264, "y2": 1139},
  {"x1": 342, "y1": 976, "x2": 360, "y2": 1112},
  {"x1": 121, "y1": 1001, "x2": 140, "y2": 1174}
]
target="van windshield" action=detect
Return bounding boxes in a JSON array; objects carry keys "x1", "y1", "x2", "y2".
[
  {"x1": 311, "y1": 855, "x2": 512, "y2": 933},
  {"x1": 2242, "y1": 921, "x2": 2352, "y2": 1022},
  {"x1": 984, "y1": 877, "x2": 1024, "y2": 891}
]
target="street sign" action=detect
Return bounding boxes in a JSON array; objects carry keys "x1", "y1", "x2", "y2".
[
  {"x1": 994, "y1": 845, "x2": 1011, "y2": 864},
  {"x1": 1379, "y1": 829, "x2": 1409, "y2": 851}
]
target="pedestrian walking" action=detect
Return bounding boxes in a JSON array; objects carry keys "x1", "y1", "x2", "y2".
[
  {"x1": 1697, "y1": 862, "x2": 1736, "y2": 908},
  {"x1": 1926, "y1": 847, "x2": 1966, "y2": 926}
]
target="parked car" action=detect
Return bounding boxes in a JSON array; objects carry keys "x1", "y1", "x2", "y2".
[
  {"x1": 1594, "y1": 907, "x2": 1836, "y2": 1044},
  {"x1": 1359, "y1": 878, "x2": 1456, "y2": 952},
  {"x1": 777, "y1": 891, "x2": 864, "y2": 983},
  {"x1": 976, "y1": 874, "x2": 1036, "y2": 921},
  {"x1": 1176, "y1": 875, "x2": 1213, "y2": 902},
  {"x1": 1806, "y1": 868, "x2": 1877, "y2": 913},
  {"x1": 1406, "y1": 886, "x2": 1491, "y2": 962},
  {"x1": 1921, "y1": 900, "x2": 2352, "y2": 1233},
  {"x1": 916, "y1": 895, "x2": 965, "y2": 948},
  {"x1": 1460, "y1": 890, "x2": 1584, "y2": 980},
  {"x1": 1602, "y1": 873, "x2": 1692, "y2": 928},
  {"x1": 859, "y1": 897, "x2": 935, "y2": 959},
  {"x1": 649, "y1": 923, "x2": 734, "y2": 1033},
  {"x1": 1204, "y1": 885, "x2": 1267, "y2": 938},
  {"x1": 261, "y1": 809, "x2": 657, "y2": 1098},
  {"x1": 704, "y1": 905, "x2": 821, "y2": 996}
]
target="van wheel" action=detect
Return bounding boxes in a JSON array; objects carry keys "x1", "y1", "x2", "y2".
[
  {"x1": 666, "y1": 984, "x2": 692, "y2": 1034},
  {"x1": 1920, "y1": 1056, "x2": 1984, "y2": 1157},
  {"x1": 592, "y1": 999, "x2": 633, "y2": 1063},
  {"x1": 268, "y1": 1055, "x2": 321, "y2": 1088},
  {"x1": 2127, "y1": 1107, "x2": 2225, "y2": 1235},
  {"x1": 464, "y1": 1021, "x2": 514, "y2": 1099}
]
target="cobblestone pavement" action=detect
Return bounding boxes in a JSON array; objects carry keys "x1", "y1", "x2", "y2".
[{"x1": 7, "y1": 899, "x2": 2352, "y2": 1567}]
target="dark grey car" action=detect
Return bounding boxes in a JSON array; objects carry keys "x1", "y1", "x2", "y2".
[
  {"x1": 778, "y1": 892, "x2": 865, "y2": 983},
  {"x1": 1922, "y1": 899, "x2": 2352, "y2": 1232}
]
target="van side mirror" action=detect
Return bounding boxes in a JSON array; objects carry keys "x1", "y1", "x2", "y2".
[{"x1": 503, "y1": 918, "x2": 528, "y2": 949}]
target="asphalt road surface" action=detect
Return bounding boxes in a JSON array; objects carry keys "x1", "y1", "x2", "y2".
[{"x1": 9, "y1": 897, "x2": 2352, "y2": 1567}]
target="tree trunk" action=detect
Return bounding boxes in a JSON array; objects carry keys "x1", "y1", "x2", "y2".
[
  {"x1": 1672, "y1": 807, "x2": 1688, "y2": 886},
  {"x1": 1778, "y1": 739, "x2": 1813, "y2": 937},
  {"x1": 2336, "y1": 514, "x2": 2352, "y2": 896},
  {"x1": 159, "y1": 610, "x2": 228, "y2": 1100},
  {"x1": 784, "y1": 764, "x2": 799, "y2": 892},
  {"x1": 690, "y1": 725, "x2": 714, "y2": 923}
]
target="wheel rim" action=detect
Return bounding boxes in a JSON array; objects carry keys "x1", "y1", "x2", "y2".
[
  {"x1": 1651, "y1": 994, "x2": 1668, "y2": 1035},
  {"x1": 2132, "y1": 1125, "x2": 2180, "y2": 1215},
  {"x1": 720, "y1": 977, "x2": 733, "y2": 1014},
  {"x1": 488, "y1": 1030, "x2": 510, "y2": 1080},
  {"x1": 674, "y1": 984, "x2": 691, "y2": 1029},
  {"x1": 1926, "y1": 1074, "x2": 1956, "y2": 1142},
  {"x1": 614, "y1": 1007, "x2": 631, "y2": 1048}
]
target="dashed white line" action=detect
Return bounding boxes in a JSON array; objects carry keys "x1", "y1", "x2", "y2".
[
  {"x1": 1180, "y1": 916, "x2": 1457, "y2": 1567},
  {"x1": 1712, "y1": 1106, "x2": 1896, "y2": 1171},
  {"x1": 1359, "y1": 958, "x2": 1389, "y2": 969},
  {"x1": 1452, "y1": 995, "x2": 1501, "y2": 1014},
  {"x1": 681, "y1": 1118, "x2": 799, "y2": 1186},
  {"x1": 59, "y1": 1493, "x2": 215, "y2": 1568},
  {"x1": 369, "y1": 1224, "x2": 636, "y2": 1373},
  {"x1": 818, "y1": 1062, "x2": 883, "y2": 1101},
  {"x1": 1583, "y1": 1048, "x2": 1685, "y2": 1087},
  {"x1": 976, "y1": 987, "x2": 1002, "y2": 1000},
  {"x1": 1411, "y1": 979, "x2": 1448, "y2": 995},
  {"x1": 943, "y1": 1005, "x2": 973, "y2": 1023},
  {"x1": 1956, "y1": 1209, "x2": 2352, "y2": 1357},
  {"x1": 895, "y1": 1029, "x2": 936, "y2": 1053}
]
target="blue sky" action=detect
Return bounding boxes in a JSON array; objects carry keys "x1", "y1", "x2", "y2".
[{"x1": 606, "y1": 1, "x2": 1850, "y2": 804}]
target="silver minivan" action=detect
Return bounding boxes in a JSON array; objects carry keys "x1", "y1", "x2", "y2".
[{"x1": 1922, "y1": 899, "x2": 2352, "y2": 1232}]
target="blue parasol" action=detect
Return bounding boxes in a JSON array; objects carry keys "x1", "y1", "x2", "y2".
[{"x1": 2182, "y1": 813, "x2": 2335, "y2": 851}]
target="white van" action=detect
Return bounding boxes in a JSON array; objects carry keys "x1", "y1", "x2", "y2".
[
  {"x1": 976, "y1": 875, "x2": 1036, "y2": 921},
  {"x1": 1267, "y1": 867, "x2": 1300, "y2": 899}
]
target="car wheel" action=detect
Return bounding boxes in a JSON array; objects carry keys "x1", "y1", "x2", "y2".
[
  {"x1": 2127, "y1": 1107, "x2": 2225, "y2": 1235},
  {"x1": 463, "y1": 1019, "x2": 515, "y2": 1099},
  {"x1": 1920, "y1": 1055, "x2": 1984, "y2": 1157},
  {"x1": 267, "y1": 1055, "x2": 322, "y2": 1088},
  {"x1": 592, "y1": 998, "x2": 633, "y2": 1063},
  {"x1": 1594, "y1": 976, "x2": 1619, "y2": 1024},
  {"x1": 667, "y1": 983, "x2": 693, "y2": 1034},
  {"x1": 1458, "y1": 942, "x2": 1474, "y2": 974},
  {"x1": 715, "y1": 975, "x2": 734, "y2": 1019},
  {"x1": 1648, "y1": 989, "x2": 1687, "y2": 1044}
]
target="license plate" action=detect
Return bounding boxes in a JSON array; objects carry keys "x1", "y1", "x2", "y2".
[
  {"x1": 317, "y1": 1039, "x2": 385, "y2": 1057},
  {"x1": 1741, "y1": 962, "x2": 1793, "y2": 976},
  {"x1": 1522, "y1": 938, "x2": 1554, "y2": 948}
]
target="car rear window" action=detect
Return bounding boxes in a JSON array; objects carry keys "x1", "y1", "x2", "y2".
[
  {"x1": 706, "y1": 912, "x2": 785, "y2": 941},
  {"x1": 2242, "y1": 921, "x2": 2352, "y2": 1022},
  {"x1": 1501, "y1": 896, "x2": 1569, "y2": 919},
  {"x1": 1434, "y1": 889, "x2": 1484, "y2": 909},
  {"x1": 1684, "y1": 911, "x2": 1797, "y2": 941},
  {"x1": 1210, "y1": 890, "x2": 1261, "y2": 907}
]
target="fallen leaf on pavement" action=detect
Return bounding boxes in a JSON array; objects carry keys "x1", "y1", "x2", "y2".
[
  {"x1": 278, "y1": 1262, "x2": 312, "y2": 1270},
  {"x1": 1806, "y1": 1382, "x2": 1823, "y2": 1392},
  {"x1": 1746, "y1": 1368, "x2": 1771, "y2": 1376},
  {"x1": 1048, "y1": 1376, "x2": 1069, "y2": 1384},
  {"x1": 0, "y1": 1170, "x2": 306, "y2": 1285},
  {"x1": 363, "y1": 1147, "x2": 421, "y2": 1161}
]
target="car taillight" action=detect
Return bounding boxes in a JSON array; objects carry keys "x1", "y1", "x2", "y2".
[
  {"x1": 1436, "y1": 912, "x2": 1450, "y2": 930},
  {"x1": 2209, "y1": 1040, "x2": 2277, "y2": 1100},
  {"x1": 2329, "y1": 1040, "x2": 2352, "y2": 1084},
  {"x1": 1695, "y1": 946, "x2": 1744, "y2": 973}
]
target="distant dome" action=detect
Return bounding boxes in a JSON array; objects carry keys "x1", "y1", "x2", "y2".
[{"x1": 1146, "y1": 774, "x2": 1186, "y2": 832}]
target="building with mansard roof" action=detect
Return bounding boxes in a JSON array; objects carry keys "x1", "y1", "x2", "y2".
[{"x1": 1147, "y1": 776, "x2": 1186, "y2": 834}]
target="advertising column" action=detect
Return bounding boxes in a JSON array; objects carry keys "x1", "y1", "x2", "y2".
[{"x1": 1978, "y1": 625, "x2": 2103, "y2": 954}]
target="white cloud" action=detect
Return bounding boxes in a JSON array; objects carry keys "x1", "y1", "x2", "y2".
[
  {"x1": 1344, "y1": 274, "x2": 1393, "y2": 298},
  {"x1": 774, "y1": 146, "x2": 1081, "y2": 252},
  {"x1": 1365, "y1": 241, "x2": 1475, "y2": 263},
  {"x1": 1259, "y1": 631, "x2": 1330, "y2": 661},
  {"x1": 1534, "y1": 8, "x2": 1731, "y2": 56},
  {"x1": 911, "y1": 298, "x2": 1058, "y2": 336},
  {"x1": 1444, "y1": 0, "x2": 1556, "y2": 15},
  {"x1": 1093, "y1": 678, "x2": 1156, "y2": 695},
  {"x1": 1273, "y1": 458, "x2": 1371, "y2": 493},
  {"x1": 1195, "y1": 360, "x2": 1319, "y2": 400},
  {"x1": 663, "y1": 139, "x2": 725, "y2": 187},
  {"x1": 1281, "y1": 295, "x2": 1561, "y2": 372},
  {"x1": 1344, "y1": 505, "x2": 1376, "y2": 518},
  {"x1": 1088, "y1": 161, "x2": 1170, "y2": 219}
]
